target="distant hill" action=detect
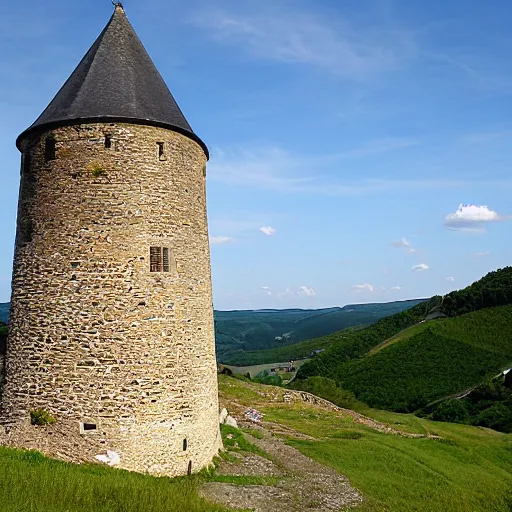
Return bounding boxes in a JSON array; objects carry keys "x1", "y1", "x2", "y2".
[
  {"x1": 214, "y1": 299, "x2": 427, "y2": 363},
  {"x1": 0, "y1": 299, "x2": 427, "y2": 363},
  {"x1": 0, "y1": 303, "x2": 9, "y2": 324},
  {"x1": 296, "y1": 267, "x2": 512, "y2": 418}
]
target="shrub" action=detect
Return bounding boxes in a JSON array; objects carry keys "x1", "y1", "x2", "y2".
[
  {"x1": 432, "y1": 399, "x2": 469, "y2": 424},
  {"x1": 30, "y1": 408, "x2": 56, "y2": 426}
]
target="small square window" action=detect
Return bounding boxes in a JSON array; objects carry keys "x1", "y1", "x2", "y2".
[
  {"x1": 150, "y1": 247, "x2": 175, "y2": 273},
  {"x1": 80, "y1": 422, "x2": 98, "y2": 434}
]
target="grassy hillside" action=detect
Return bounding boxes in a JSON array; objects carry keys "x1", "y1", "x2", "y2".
[
  {"x1": 297, "y1": 267, "x2": 512, "y2": 416},
  {"x1": 0, "y1": 448, "x2": 230, "y2": 512},
  {"x1": 215, "y1": 299, "x2": 426, "y2": 362},
  {"x1": 222, "y1": 299, "x2": 431, "y2": 365},
  {"x1": 219, "y1": 375, "x2": 512, "y2": 512},
  {"x1": 336, "y1": 306, "x2": 512, "y2": 412}
]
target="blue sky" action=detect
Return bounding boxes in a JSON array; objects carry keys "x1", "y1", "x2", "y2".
[{"x1": 1, "y1": 0, "x2": 511, "y2": 310}]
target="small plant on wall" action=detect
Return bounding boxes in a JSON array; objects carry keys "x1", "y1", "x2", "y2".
[
  {"x1": 30, "y1": 408, "x2": 57, "y2": 426},
  {"x1": 86, "y1": 161, "x2": 107, "y2": 178}
]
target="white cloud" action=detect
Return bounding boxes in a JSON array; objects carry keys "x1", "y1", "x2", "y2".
[
  {"x1": 260, "y1": 226, "x2": 276, "y2": 236},
  {"x1": 444, "y1": 204, "x2": 506, "y2": 232},
  {"x1": 210, "y1": 236, "x2": 235, "y2": 245},
  {"x1": 446, "y1": 276, "x2": 456, "y2": 282},
  {"x1": 412, "y1": 263, "x2": 429, "y2": 272},
  {"x1": 193, "y1": 6, "x2": 413, "y2": 79},
  {"x1": 474, "y1": 251, "x2": 491, "y2": 258},
  {"x1": 298, "y1": 286, "x2": 316, "y2": 297},
  {"x1": 352, "y1": 283, "x2": 375, "y2": 293},
  {"x1": 391, "y1": 237, "x2": 410, "y2": 248},
  {"x1": 391, "y1": 237, "x2": 417, "y2": 253},
  {"x1": 261, "y1": 286, "x2": 272, "y2": 296},
  {"x1": 391, "y1": 286, "x2": 402, "y2": 291}
]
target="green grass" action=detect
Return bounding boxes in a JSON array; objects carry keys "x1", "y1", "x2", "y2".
[
  {"x1": 221, "y1": 335, "x2": 335, "y2": 365},
  {"x1": 220, "y1": 424, "x2": 269, "y2": 459},
  {"x1": 338, "y1": 305, "x2": 512, "y2": 412},
  {"x1": 219, "y1": 374, "x2": 512, "y2": 512},
  {"x1": 0, "y1": 447, "x2": 231, "y2": 512},
  {"x1": 241, "y1": 427, "x2": 265, "y2": 439},
  {"x1": 0, "y1": 417, "x2": 275, "y2": 511}
]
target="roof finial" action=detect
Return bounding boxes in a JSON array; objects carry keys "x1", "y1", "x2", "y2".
[{"x1": 111, "y1": 0, "x2": 124, "y2": 10}]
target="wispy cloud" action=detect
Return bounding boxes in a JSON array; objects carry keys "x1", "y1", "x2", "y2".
[
  {"x1": 259, "y1": 226, "x2": 276, "y2": 236},
  {"x1": 390, "y1": 286, "x2": 402, "y2": 291},
  {"x1": 210, "y1": 236, "x2": 235, "y2": 245},
  {"x1": 474, "y1": 251, "x2": 491, "y2": 258},
  {"x1": 444, "y1": 204, "x2": 507, "y2": 232},
  {"x1": 193, "y1": 5, "x2": 414, "y2": 79},
  {"x1": 391, "y1": 237, "x2": 417, "y2": 254},
  {"x1": 412, "y1": 263, "x2": 429, "y2": 272},
  {"x1": 261, "y1": 286, "x2": 272, "y2": 296},
  {"x1": 446, "y1": 276, "x2": 456, "y2": 282},
  {"x1": 261, "y1": 286, "x2": 316, "y2": 298},
  {"x1": 298, "y1": 286, "x2": 316, "y2": 297},
  {"x1": 352, "y1": 283, "x2": 375, "y2": 293},
  {"x1": 207, "y1": 145, "x2": 509, "y2": 196}
]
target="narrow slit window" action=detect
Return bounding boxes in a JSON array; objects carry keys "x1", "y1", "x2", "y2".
[
  {"x1": 22, "y1": 152, "x2": 31, "y2": 173},
  {"x1": 105, "y1": 135, "x2": 112, "y2": 149},
  {"x1": 183, "y1": 438, "x2": 188, "y2": 451},
  {"x1": 157, "y1": 142, "x2": 165, "y2": 160},
  {"x1": 45, "y1": 137, "x2": 56, "y2": 162}
]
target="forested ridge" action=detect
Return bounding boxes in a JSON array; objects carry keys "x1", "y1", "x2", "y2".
[{"x1": 295, "y1": 267, "x2": 512, "y2": 428}]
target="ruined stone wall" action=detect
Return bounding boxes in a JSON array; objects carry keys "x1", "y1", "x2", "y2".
[{"x1": 0, "y1": 123, "x2": 222, "y2": 476}]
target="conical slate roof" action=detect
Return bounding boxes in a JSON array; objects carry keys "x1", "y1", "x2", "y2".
[{"x1": 17, "y1": 5, "x2": 208, "y2": 158}]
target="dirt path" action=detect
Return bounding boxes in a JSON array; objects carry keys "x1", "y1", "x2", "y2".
[{"x1": 201, "y1": 425, "x2": 363, "y2": 512}]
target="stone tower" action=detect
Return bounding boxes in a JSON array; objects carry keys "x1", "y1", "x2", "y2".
[{"x1": 0, "y1": 5, "x2": 222, "y2": 476}]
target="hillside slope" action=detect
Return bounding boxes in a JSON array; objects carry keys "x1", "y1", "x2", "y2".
[
  {"x1": 297, "y1": 267, "x2": 512, "y2": 414},
  {"x1": 215, "y1": 299, "x2": 426, "y2": 361},
  {"x1": 218, "y1": 375, "x2": 512, "y2": 512},
  {"x1": 336, "y1": 305, "x2": 512, "y2": 412}
]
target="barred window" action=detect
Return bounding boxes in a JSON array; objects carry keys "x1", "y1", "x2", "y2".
[{"x1": 150, "y1": 246, "x2": 173, "y2": 273}]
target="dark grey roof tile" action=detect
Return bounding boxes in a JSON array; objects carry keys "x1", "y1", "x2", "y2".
[{"x1": 17, "y1": 6, "x2": 208, "y2": 158}]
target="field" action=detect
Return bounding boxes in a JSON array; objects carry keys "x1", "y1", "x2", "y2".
[
  {"x1": 218, "y1": 375, "x2": 512, "y2": 512},
  {"x1": 1, "y1": 375, "x2": 511, "y2": 511},
  {"x1": 0, "y1": 448, "x2": 230, "y2": 512}
]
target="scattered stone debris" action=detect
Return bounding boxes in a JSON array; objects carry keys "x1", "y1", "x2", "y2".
[
  {"x1": 219, "y1": 408, "x2": 229, "y2": 424},
  {"x1": 224, "y1": 415, "x2": 238, "y2": 428},
  {"x1": 220, "y1": 407, "x2": 239, "y2": 428},
  {"x1": 245, "y1": 408, "x2": 264, "y2": 423},
  {"x1": 95, "y1": 450, "x2": 121, "y2": 466}
]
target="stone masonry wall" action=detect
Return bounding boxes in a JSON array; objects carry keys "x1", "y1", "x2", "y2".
[{"x1": 0, "y1": 123, "x2": 222, "y2": 476}]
